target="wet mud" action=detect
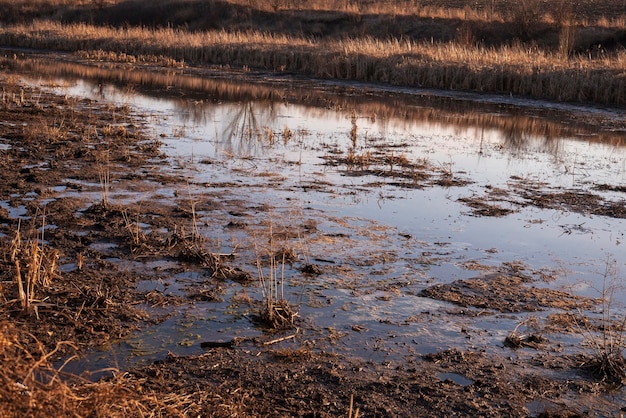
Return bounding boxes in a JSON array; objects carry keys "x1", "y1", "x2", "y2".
[{"x1": 1, "y1": 61, "x2": 626, "y2": 417}]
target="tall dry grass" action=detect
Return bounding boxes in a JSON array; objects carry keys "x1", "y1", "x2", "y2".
[
  {"x1": 2, "y1": 20, "x2": 625, "y2": 106},
  {"x1": 208, "y1": 0, "x2": 626, "y2": 26}
]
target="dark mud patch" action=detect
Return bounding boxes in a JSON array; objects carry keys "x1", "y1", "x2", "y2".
[
  {"x1": 124, "y1": 345, "x2": 623, "y2": 417},
  {"x1": 458, "y1": 177, "x2": 626, "y2": 220},
  {"x1": 420, "y1": 271, "x2": 594, "y2": 313},
  {"x1": 324, "y1": 151, "x2": 472, "y2": 189},
  {"x1": 516, "y1": 187, "x2": 626, "y2": 219},
  {"x1": 457, "y1": 195, "x2": 517, "y2": 217},
  {"x1": 129, "y1": 348, "x2": 532, "y2": 417}
]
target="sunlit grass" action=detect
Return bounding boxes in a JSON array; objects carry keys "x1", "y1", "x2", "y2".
[{"x1": 2, "y1": 20, "x2": 626, "y2": 106}]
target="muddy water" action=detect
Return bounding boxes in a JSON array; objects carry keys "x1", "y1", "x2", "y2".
[{"x1": 15, "y1": 58, "x2": 626, "y2": 380}]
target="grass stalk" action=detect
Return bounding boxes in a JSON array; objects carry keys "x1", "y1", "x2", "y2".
[{"x1": 98, "y1": 149, "x2": 111, "y2": 208}]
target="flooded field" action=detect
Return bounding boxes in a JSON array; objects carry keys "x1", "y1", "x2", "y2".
[{"x1": 2, "y1": 52, "x2": 626, "y2": 415}]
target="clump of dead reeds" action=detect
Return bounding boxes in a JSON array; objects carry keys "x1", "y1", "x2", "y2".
[
  {"x1": 253, "y1": 216, "x2": 299, "y2": 330},
  {"x1": 504, "y1": 317, "x2": 547, "y2": 350},
  {"x1": 8, "y1": 221, "x2": 59, "y2": 316}
]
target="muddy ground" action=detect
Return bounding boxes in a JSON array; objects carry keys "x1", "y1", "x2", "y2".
[{"x1": 1, "y1": 67, "x2": 626, "y2": 417}]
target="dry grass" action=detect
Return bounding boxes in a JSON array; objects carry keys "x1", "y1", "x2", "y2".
[
  {"x1": 253, "y1": 216, "x2": 299, "y2": 330},
  {"x1": 8, "y1": 222, "x2": 59, "y2": 316},
  {"x1": 576, "y1": 257, "x2": 626, "y2": 384},
  {"x1": 0, "y1": 320, "x2": 190, "y2": 418},
  {"x1": 1, "y1": 19, "x2": 625, "y2": 105}
]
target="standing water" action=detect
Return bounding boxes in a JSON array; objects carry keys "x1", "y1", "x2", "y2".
[{"x1": 13, "y1": 57, "x2": 626, "y2": 384}]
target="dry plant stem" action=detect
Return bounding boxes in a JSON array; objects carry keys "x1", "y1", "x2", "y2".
[
  {"x1": 122, "y1": 209, "x2": 141, "y2": 246},
  {"x1": 187, "y1": 185, "x2": 200, "y2": 241},
  {"x1": 348, "y1": 393, "x2": 360, "y2": 418},
  {"x1": 98, "y1": 149, "x2": 111, "y2": 207}
]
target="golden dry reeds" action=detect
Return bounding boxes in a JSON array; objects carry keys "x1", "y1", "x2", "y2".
[
  {"x1": 9, "y1": 222, "x2": 59, "y2": 315},
  {"x1": 1, "y1": 20, "x2": 625, "y2": 106},
  {"x1": 253, "y1": 216, "x2": 299, "y2": 330}
]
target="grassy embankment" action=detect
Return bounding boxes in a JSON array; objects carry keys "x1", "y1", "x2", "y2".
[{"x1": 0, "y1": 0, "x2": 625, "y2": 106}]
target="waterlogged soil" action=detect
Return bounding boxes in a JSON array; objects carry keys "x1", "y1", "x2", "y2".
[{"x1": 2, "y1": 71, "x2": 626, "y2": 417}]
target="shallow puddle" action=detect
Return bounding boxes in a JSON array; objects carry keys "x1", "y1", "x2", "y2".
[{"x1": 10, "y1": 55, "x2": 626, "y2": 395}]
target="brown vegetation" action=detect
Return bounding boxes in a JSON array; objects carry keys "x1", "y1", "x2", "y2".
[{"x1": 0, "y1": 0, "x2": 625, "y2": 106}]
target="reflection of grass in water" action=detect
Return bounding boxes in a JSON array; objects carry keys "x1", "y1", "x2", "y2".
[{"x1": 11, "y1": 56, "x2": 626, "y2": 152}]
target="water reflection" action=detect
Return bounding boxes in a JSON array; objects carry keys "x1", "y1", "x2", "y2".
[{"x1": 4, "y1": 52, "x2": 626, "y2": 157}]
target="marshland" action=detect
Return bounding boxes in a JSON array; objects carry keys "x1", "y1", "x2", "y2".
[{"x1": 1, "y1": 0, "x2": 626, "y2": 416}]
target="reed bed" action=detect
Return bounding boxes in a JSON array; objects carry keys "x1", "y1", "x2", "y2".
[
  {"x1": 2, "y1": 20, "x2": 625, "y2": 106},
  {"x1": 142, "y1": 0, "x2": 626, "y2": 27}
]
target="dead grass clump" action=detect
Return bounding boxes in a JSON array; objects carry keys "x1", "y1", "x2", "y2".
[
  {"x1": 257, "y1": 297, "x2": 299, "y2": 330},
  {"x1": 253, "y1": 216, "x2": 300, "y2": 330},
  {"x1": 580, "y1": 351, "x2": 626, "y2": 385},
  {"x1": 575, "y1": 257, "x2": 626, "y2": 385},
  {"x1": 23, "y1": 119, "x2": 67, "y2": 145},
  {"x1": 345, "y1": 149, "x2": 371, "y2": 169},
  {"x1": 172, "y1": 232, "x2": 238, "y2": 279},
  {"x1": 504, "y1": 331, "x2": 547, "y2": 349},
  {"x1": 8, "y1": 223, "x2": 59, "y2": 316},
  {"x1": 0, "y1": 319, "x2": 188, "y2": 417}
]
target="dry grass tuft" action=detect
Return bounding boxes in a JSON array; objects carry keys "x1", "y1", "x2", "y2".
[
  {"x1": 253, "y1": 216, "x2": 300, "y2": 330},
  {"x1": 9, "y1": 222, "x2": 59, "y2": 316},
  {"x1": 258, "y1": 297, "x2": 299, "y2": 330},
  {"x1": 0, "y1": 319, "x2": 191, "y2": 417}
]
